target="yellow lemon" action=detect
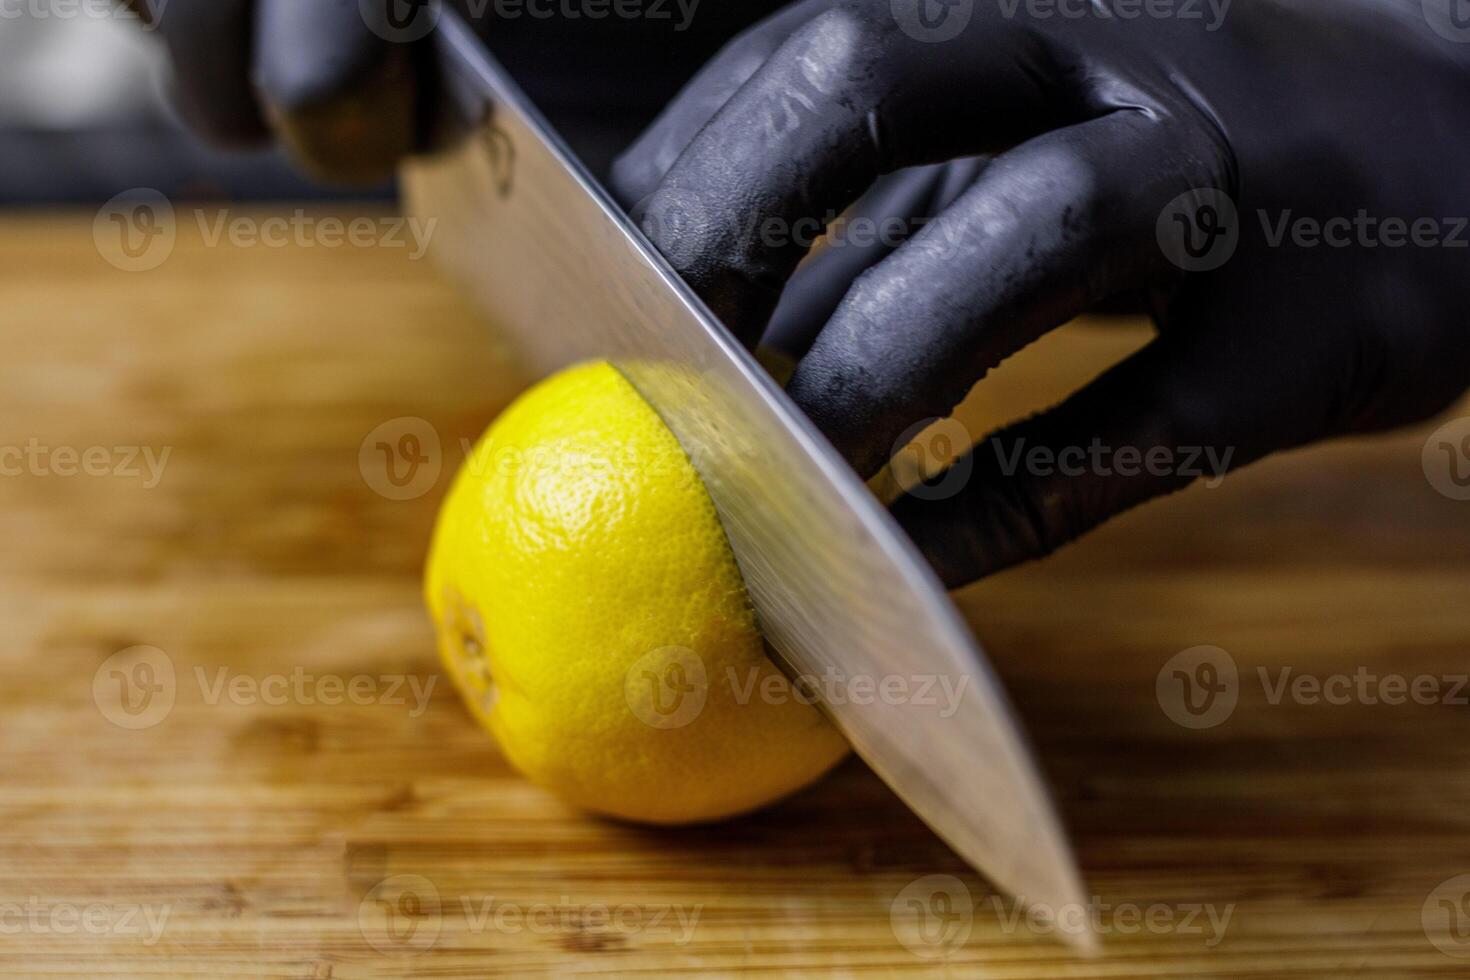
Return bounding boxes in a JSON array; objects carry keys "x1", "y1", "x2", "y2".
[{"x1": 424, "y1": 361, "x2": 849, "y2": 823}]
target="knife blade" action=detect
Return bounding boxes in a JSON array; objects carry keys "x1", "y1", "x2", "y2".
[{"x1": 401, "y1": 9, "x2": 1091, "y2": 945}]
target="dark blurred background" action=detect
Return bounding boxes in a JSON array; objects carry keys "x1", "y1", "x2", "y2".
[
  {"x1": 0, "y1": 2, "x2": 786, "y2": 205},
  {"x1": 0, "y1": 8, "x2": 355, "y2": 203}
]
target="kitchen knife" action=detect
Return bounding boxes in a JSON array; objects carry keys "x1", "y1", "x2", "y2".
[{"x1": 401, "y1": 9, "x2": 1091, "y2": 946}]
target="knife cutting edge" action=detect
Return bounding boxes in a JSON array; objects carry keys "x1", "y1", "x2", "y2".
[{"x1": 401, "y1": 9, "x2": 1094, "y2": 949}]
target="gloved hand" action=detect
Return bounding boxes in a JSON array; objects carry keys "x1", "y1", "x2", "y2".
[
  {"x1": 611, "y1": 0, "x2": 1470, "y2": 587},
  {"x1": 137, "y1": 0, "x2": 427, "y2": 183},
  {"x1": 136, "y1": 0, "x2": 789, "y2": 184}
]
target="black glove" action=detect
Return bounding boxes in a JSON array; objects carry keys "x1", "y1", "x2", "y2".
[
  {"x1": 611, "y1": 0, "x2": 1470, "y2": 587},
  {"x1": 140, "y1": 0, "x2": 788, "y2": 184},
  {"x1": 138, "y1": 0, "x2": 423, "y2": 184}
]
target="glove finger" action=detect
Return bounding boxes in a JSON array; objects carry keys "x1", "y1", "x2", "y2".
[
  {"x1": 154, "y1": 0, "x2": 269, "y2": 147},
  {"x1": 608, "y1": 0, "x2": 831, "y2": 208},
  {"x1": 785, "y1": 110, "x2": 1229, "y2": 476},
  {"x1": 890, "y1": 330, "x2": 1271, "y2": 587},
  {"x1": 631, "y1": 4, "x2": 1082, "y2": 344},
  {"x1": 761, "y1": 157, "x2": 989, "y2": 361},
  {"x1": 255, "y1": 0, "x2": 423, "y2": 184}
]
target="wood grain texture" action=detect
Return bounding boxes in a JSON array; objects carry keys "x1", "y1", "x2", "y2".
[{"x1": 1, "y1": 208, "x2": 1468, "y2": 978}]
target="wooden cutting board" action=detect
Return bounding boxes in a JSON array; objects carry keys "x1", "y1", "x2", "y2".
[{"x1": 2, "y1": 207, "x2": 1468, "y2": 978}]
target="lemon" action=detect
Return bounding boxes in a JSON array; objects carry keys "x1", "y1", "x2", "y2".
[{"x1": 424, "y1": 361, "x2": 849, "y2": 823}]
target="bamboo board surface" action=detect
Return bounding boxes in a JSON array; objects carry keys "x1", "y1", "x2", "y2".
[{"x1": 1, "y1": 208, "x2": 1468, "y2": 977}]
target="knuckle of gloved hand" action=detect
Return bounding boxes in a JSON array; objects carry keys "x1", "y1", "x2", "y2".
[
  {"x1": 637, "y1": 187, "x2": 785, "y2": 338},
  {"x1": 635, "y1": 184, "x2": 720, "y2": 270},
  {"x1": 792, "y1": 368, "x2": 886, "y2": 473},
  {"x1": 639, "y1": 181, "x2": 785, "y2": 300},
  {"x1": 797, "y1": 328, "x2": 929, "y2": 475},
  {"x1": 779, "y1": 3, "x2": 895, "y2": 97}
]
